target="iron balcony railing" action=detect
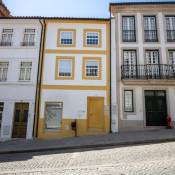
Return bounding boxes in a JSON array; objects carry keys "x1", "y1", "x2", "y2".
[
  {"x1": 144, "y1": 30, "x2": 158, "y2": 42},
  {"x1": 21, "y1": 42, "x2": 35, "y2": 46},
  {"x1": 122, "y1": 30, "x2": 136, "y2": 42},
  {"x1": 121, "y1": 64, "x2": 175, "y2": 80},
  {"x1": 166, "y1": 30, "x2": 175, "y2": 42},
  {"x1": 0, "y1": 41, "x2": 12, "y2": 46}
]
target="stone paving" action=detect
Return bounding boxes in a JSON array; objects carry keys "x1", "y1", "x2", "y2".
[
  {"x1": 0, "y1": 142, "x2": 175, "y2": 174},
  {"x1": 1, "y1": 129, "x2": 175, "y2": 154}
]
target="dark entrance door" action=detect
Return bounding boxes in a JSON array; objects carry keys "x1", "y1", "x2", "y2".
[
  {"x1": 145, "y1": 90, "x2": 167, "y2": 126},
  {"x1": 12, "y1": 103, "x2": 29, "y2": 138}
]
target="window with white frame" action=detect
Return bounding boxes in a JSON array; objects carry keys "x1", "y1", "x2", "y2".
[
  {"x1": 168, "y1": 50, "x2": 175, "y2": 65},
  {"x1": 124, "y1": 90, "x2": 134, "y2": 112},
  {"x1": 45, "y1": 102, "x2": 63, "y2": 130},
  {"x1": 145, "y1": 50, "x2": 159, "y2": 64},
  {"x1": 59, "y1": 30, "x2": 74, "y2": 46},
  {"x1": 0, "y1": 102, "x2": 4, "y2": 133},
  {"x1": 122, "y1": 16, "x2": 136, "y2": 42},
  {"x1": 123, "y1": 50, "x2": 137, "y2": 65},
  {"x1": 143, "y1": 16, "x2": 158, "y2": 42},
  {"x1": 0, "y1": 29, "x2": 13, "y2": 46},
  {"x1": 0, "y1": 62, "x2": 8, "y2": 81},
  {"x1": 19, "y1": 62, "x2": 32, "y2": 81},
  {"x1": 123, "y1": 50, "x2": 137, "y2": 78},
  {"x1": 85, "y1": 31, "x2": 100, "y2": 46},
  {"x1": 168, "y1": 50, "x2": 175, "y2": 76},
  {"x1": 57, "y1": 59, "x2": 73, "y2": 77},
  {"x1": 22, "y1": 29, "x2": 36, "y2": 46},
  {"x1": 84, "y1": 59, "x2": 101, "y2": 78},
  {"x1": 165, "y1": 16, "x2": 175, "y2": 42}
]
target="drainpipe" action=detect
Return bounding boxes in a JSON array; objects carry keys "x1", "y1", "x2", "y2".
[
  {"x1": 109, "y1": 6, "x2": 112, "y2": 133},
  {"x1": 32, "y1": 18, "x2": 46, "y2": 138}
]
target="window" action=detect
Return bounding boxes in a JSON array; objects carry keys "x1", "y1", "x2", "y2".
[
  {"x1": 0, "y1": 29, "x2": 13, "y2": 46},
  {"x1": 144, "y1": 16, "x2": 158, "y2": 42},
  {"x1": 45, "y1": 102, "x2": 63, "y2": 130},
  {"x1": 19, "y1": 62, "x2": 32, "y2": 81},
  {"x1": 123, "y1": 50, "x2": 137, "y2": 65},
  {"x1": 22, "y1": 29, "x2": 35, "y2": 46},
  {"x1": 0, "y1": 62, "x2": 8, "y2": 81},
  {"x1": 168, "y1": 50, "x2": 175, "y2": 65},
  {"x1": 145, "y1": 50, "x2": 160, "y2": 78},
  {"x1": 83, "y1": 57, "x2": 101, "y2": 80},
  {"x1": 0, "y1": 102, "x2": 4, "y2": 133},
  {"x1": 145, "y1": 50, "x2": 159, "y2": 64},
  {"x1": 84, "y1": 29, "x2": 101, "y2": 47},
  {"x1": 122, "y1": 16, "x2": 136, "y2": 42},
  {"x1": 55, "y1": 57, "x2": 74, "y2": 80},
  {"x1": 165, "y1": 16, "x2": 175, "y2": 42},
  {"x1": 123, "y1": 50, "x2": 137, "y2": 78},
  {"x1": 124, "y1": 90, "x2": 134, "y2": 112},
  {"x1": 58, "y1": 29, "x2": 76, "y2": 47}
]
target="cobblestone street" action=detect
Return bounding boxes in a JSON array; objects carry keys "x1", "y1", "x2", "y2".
[{"x1": 0, "y1": 142, "x2": 175, "y2": 174}]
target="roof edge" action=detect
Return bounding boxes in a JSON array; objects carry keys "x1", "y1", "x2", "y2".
[
  {"x1": 110, "y1": 1, "x2": 175, "y2": 6},
  {"x1": 0, "y1": 16, "x2": 110, "y2": 21}
]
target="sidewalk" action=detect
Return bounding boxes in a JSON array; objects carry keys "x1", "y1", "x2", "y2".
[{"x1": 0, "y1": 129, "x2": 175, "y2": 154}]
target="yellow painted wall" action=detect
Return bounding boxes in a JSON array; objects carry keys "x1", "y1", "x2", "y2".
[{"x1": 37, "y1": 113, "x2": 110, "y2": 139}]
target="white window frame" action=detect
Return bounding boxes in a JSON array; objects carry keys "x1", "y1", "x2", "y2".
[
  {"x1": 0, "y1": 29, "x2": 13, "y2": 46},
  {"x1": 124, "y1": 90, "x2": 134, "y2": 112},
  {"x1": 165, "y1": 16, "x2": 175, "y2": 42},
  {"x1": 0, "y1": 62, "x2": 8, "y2": 82},
  {"x1": 44, "y1": 102, "x2": 63, "y2": 131},
  {"x1": 22, "y1": 29, "x2": 36, "y2": 46},
  {"x1": 168, "y1": 50, "x2": 175, "y2": 65},
  {"x1": 19, "y1": 62, "x2": 32, "y2": 81}
]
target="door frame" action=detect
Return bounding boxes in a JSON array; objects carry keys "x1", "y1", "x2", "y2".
[
  {"x1": 12, "y1": 102, "x2": 29, "y2": 138},
  {"x1": 87, "y1": 96, "x2": 105, "y2": 130},
  {"x1": 143, "y1": 89, "x2": 168, "y2": 127},
  {"x1": 143, "y1": 88, "x2": 170, "y2": 128}
]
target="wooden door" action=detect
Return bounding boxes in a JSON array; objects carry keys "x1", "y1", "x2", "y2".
[
  {"x1": 87, "y1": 97, "x2": 104, "y2": 130},
  {"x1": 12, "y1": 103, "x2": 29, "y2": 138}
]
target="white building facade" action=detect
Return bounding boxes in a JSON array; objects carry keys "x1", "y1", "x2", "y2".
[
  {"x1": 111, "y1": 2, "x2": 175, "y2": 131},
  {"x1": 0, "y1": 18, "x2": 42, "y2": 140}
]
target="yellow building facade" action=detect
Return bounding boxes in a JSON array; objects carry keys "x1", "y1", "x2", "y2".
[{"x1": 36, "y1": 18, "x2": 110, "y2": 139}]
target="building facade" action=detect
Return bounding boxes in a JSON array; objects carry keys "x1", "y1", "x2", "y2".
[
  {"x1": 0, "y1": 0, "x2": 10, "y2": 17},
  {"x1": 0, "y1": 18, "x2": 42, "y2": 140},
  {"x1": 111, "y1": 2, "x2": 175, "y2": 131},
  {"x1": 37, "y1": 18, "x2": 110, "y2": 139}
]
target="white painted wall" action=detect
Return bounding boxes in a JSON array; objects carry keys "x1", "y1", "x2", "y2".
[
  {"x1": 40, "y1": 90, "x2": 107, "y2": 120},
  {"x1": 0, "y1": 19, "x2": 42, "y2": 140},
  {"x1": 45, "y1": 23, "x2": 107, "y2": 51},
  {"x1": 41, "y1": 21, "x2": 109, "y2": 123},
  {"x1": 111, "y1": 9, "x2": 175, "y2": 130}
]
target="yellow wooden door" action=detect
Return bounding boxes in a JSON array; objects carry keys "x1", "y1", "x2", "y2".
[
  {"x1": 87, "y1": 97, "x2": 104, "y2": 130},
  {"x1": 12, "y1": 103, "x2": 29, "y2": 138}
]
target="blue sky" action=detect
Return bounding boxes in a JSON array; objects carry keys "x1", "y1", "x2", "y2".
[{"x1": 3, "y1": 0, "x2": 175, "y2": 18}]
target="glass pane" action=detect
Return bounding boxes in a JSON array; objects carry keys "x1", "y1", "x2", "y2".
[
  {"x1": 45, "y1": 103, "x2": 62, "y2": 130},
  {"x1": 86, "y1": 60, "x2": 99, "y2": 77},
  {"x1": 124, "y1": 90, "x2": 133, "y2": 112},
  {"x1": 145, "y1": 91, "x2": 154, "y2": 96},
  {"x1": 59, "y1": 60, "x2": 72, "y2": 76},
  {"x1": 60, "y1": 31, "x2": 73, "y2": 45},
  {"x1": 86, "y1": 32, "x2": 99, "y2": 45}
]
